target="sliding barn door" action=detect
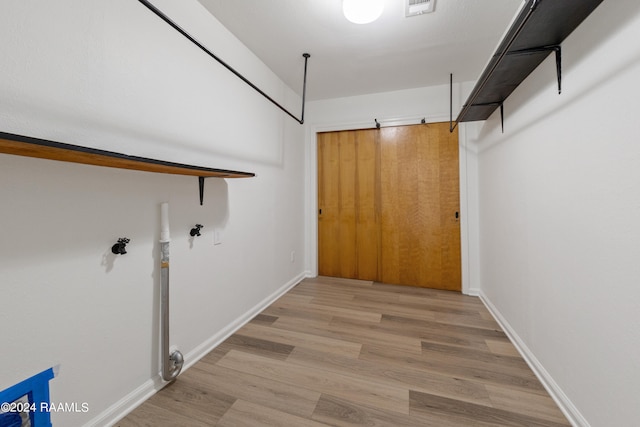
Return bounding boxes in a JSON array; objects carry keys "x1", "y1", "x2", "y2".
[
  {"x1": 317, "y1": 129, "x2": 379, "y2": 280},
  {"x1": 317, "y1": 122, "x2": 460, "y2": 291},
  {"x1": 379, "y1": 124, "x2": 461, "y2": 290}
]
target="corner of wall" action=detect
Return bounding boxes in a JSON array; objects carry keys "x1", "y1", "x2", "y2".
[{"x1": 478, "y1": 291, "x2": 590, "y2": 427}]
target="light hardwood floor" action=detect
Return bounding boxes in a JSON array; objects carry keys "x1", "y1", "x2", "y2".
[{"x1": 116, "y1": 277, "x2": 569, "y2": 426}]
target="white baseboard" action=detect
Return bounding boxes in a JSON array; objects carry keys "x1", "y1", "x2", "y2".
[
  {"x1": 87, "y1": 377, "x2": 162, "y2": 427},
  {"x1": 478, "y1": 291, "x2": 589, "y2": 427},
  {"x1": 465, "y1": 286, "x2": 480, "y2": 297},
  {"x1": 93, "y1": 272, "x2": 306, "y2": 427}
]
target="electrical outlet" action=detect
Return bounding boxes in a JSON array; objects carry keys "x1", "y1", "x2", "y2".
[{"x1": 213, "y1": 229, "x2": 223, "y2": 245}]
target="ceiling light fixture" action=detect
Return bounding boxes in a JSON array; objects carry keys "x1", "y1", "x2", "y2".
[{"x1": 343, "y1": 0, "x2": 384, "y2": 24}]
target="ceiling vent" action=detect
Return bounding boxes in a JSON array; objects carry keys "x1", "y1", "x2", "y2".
[{"x1": 405, "y1": 0, "x2": 436, "y2": 17}]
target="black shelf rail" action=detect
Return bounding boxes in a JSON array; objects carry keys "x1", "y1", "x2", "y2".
[
  {"x1": 450, "y1": 0, "x2": 604, "y2": 132},
  {"x1": 137, "y1": 0, "x2": 310, "y2": 125}
]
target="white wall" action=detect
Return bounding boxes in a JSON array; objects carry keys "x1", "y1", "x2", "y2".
[
  {"x1": 0, "y1": 1, "x2": 305, "y2": 425},
  {"x1": 304, "y1": 83, "x2": 482, "y2": 295},
  {"x1": 471, "y1": 2, "x2": 640, "y2": 426}
]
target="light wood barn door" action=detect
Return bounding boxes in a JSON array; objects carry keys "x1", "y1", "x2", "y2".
[
  {"x1": 317, "y1": 129, "x2": 379, "y2": 280},
  {"x1": 317, "y1": 123, "x2": 460, "y2": 291},
  {"x1": 379, "y1": 123, "x2": 461, "y2": 291}
]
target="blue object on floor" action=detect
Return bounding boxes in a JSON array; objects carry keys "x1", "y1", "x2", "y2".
[
  {"x1": 0, "y1": 412, "x2": 22, "y2": 427},
  {"x1": 0, "y1": 368, "x2": 55, "y2": 427}
]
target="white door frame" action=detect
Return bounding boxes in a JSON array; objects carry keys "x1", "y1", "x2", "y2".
[{"x1": 304, "y1": 115, "x2": 477, "y2": 296}]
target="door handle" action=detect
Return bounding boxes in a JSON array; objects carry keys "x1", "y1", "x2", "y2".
[{"x1": 455, "y1": 211, "x2": 459, "y2": 221}]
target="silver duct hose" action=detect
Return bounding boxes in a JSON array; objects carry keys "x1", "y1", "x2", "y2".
[{"x1": 160, "y1": 202, "x2": 184, "y2": 382}]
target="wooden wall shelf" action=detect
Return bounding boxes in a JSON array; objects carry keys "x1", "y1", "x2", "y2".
[
  {"x1": 0, "y1": 131, "x2": 255, "y2": 205},
  {"x1": 452, "y1": 0, "x2": 604, "y2": 129}
]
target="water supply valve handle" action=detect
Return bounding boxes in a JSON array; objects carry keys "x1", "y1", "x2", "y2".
[
  {"x1": 111, "y1": 237, "x2": 130, "y2": 255},
  {"x1": 190, "y1": 224, "x2": 204, "y2": 237}
]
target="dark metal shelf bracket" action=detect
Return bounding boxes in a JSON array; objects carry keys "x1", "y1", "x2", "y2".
[
  {"x1": 449, "y1": 0, "x2": 541, "y2": 133},
  {"x1": 555, "y1": 46, "x2": 562, "y2": 94},
  {"x1": 449, "y1": 44, "x2": 562, "y2": 134},
  {"x1": 199, "y1": 177, "x2": 205, "y2": 206},
  {"x1": 137, "y1": 0, "x2": 310, "y2": 124},
  {"x1": 507, "y1": 45, "x2": 562, "y2": 94}
]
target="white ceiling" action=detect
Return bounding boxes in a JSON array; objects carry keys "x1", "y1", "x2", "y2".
[{"x1": 197, "y1": 0, "x2": 523, "y2": 101}]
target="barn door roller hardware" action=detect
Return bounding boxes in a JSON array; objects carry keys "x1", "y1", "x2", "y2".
[
  {"x1": 136, "y1": 0, "x2": 311, "y2": 124},
  {"x1": 374, "y1": 117, "x2": 426, "y2": 129}
]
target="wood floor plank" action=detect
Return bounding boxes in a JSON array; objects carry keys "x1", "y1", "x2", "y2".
[
  {"x1": 196, "y1": 343, "x2": 230, "y2": 365},
  {"x1": 262, "y1": 304, "x2": 334, "y2": 325},
  {"x1": 417, "y1": 342, "x2": 537, "y2": 381},
  {"x1": 312, "y1": 393, "x2": 446, "y2": 427},
  {"x1": 320, "y1": 314, "x2": 495, "y2": 355},
  {"x1": 485, "y1": 384, "x2": 569, "y2": 424},
  {"x1": 410, "y1": 390, "x2": 570, "y2": 426},
  {"x1": 274, "y1": 292, "x2": 315, "y2": 305},
  {"x1": 380, "y1": 313, "x2": 508, "y2": 351},
  {"x1": 352, "y1": 315, "x2": 494, "y2": 351},
  {"x1": 302, "y1": 281, "x2": 388, "y2": 302},
  {"x1": 217, "y1": 399, "x2": 330, "y2": 427},
  {"x1": 421, "y1": 341, "x2": 530, "y2": 370},
  {"x1": 479, "y1": 308, "x2": 500, "y2": 321},
  {"x1": 289, "y1": 283, "x2": 358, "y2": 300},
  {"x1": 311, "y1": 276, "x2": 375, "y2": 287},
  {"x1": 398, "y1": 291, "x2": 485, "y2": 306},
  {"x1": 287, "y1": 347, "x2": 494, "y2": 407},
  {"x1": 381, "y1": 313, "x2": 509, "y2": 338},
  {"x1": 190, "y1": 362, "x2": 322, "y2": 418},
  {"x1": 250, "y1": 313, "x2": 279, "y2": 325},
  {"x1": 312, "y1": 292, "x2": 439, "y2": 322},
  {"x1": 485, "y1": 338, "x2": 522, "y2": 357},
  {"x1": 272, "y1": 296, "x2": 382, "y2": 323},
  {"x1": 359, "y1": 344, "x2": 547, "y2": 394},
  {"x1": 218, "y1": 334, "x2": 294, "y2": 361},
  {"x1": 117, "y1": 277, "x2": 569, "y2": 426},
  {"x1": 238, "y1": 321, "x2": 363, "y2": 358},
  {"x1": 301, "y1": 300, "x2": 383, "y2": 323},
  {"x1": 419, "y1": 329, "x2": 492, "y2": 352},
  {"x1": 114, "y1": 399, "x2": 217, "y2": 427},
  {"x1": 217, "y1": 350, "x2": 410, "y2": 415},
  {"x1": 379, "y1": 296, "x2": 484, "y2": 317},
  {"x1": 270, "y1": 310, "x2": 335, "y2": 331},
  {"x1": 435, "y1": 311, "x2": 503, "y2": 329},
  {"x1": 326, "y1": 317, "x2": 424, "y2": 354},
  {"x1": 124, "y1": 377, "x2": 235, "y2": 425},
  {"x1": 271, "y1": 315, "x2": 423, "y2": 355}
]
